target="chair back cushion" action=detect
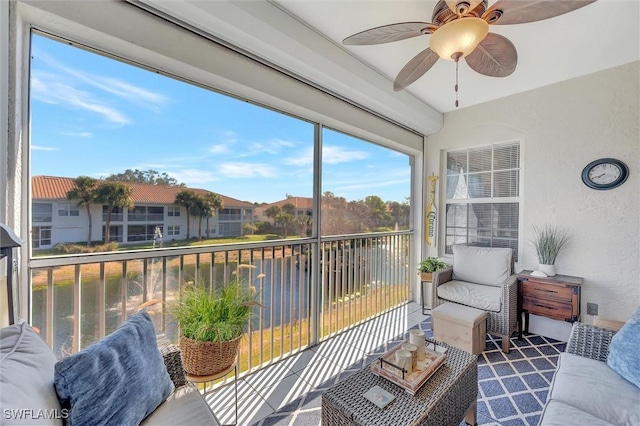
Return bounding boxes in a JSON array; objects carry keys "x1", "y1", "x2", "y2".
[
  {"x1": 452, "y1": 245, "x2": 513, "y2": 287},
  {"x1": 0, "y1": 322, "x2": 62, "y2": 426}
]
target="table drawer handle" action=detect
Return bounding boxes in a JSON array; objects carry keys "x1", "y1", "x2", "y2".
[
  {"x1": 533, "y1": 303, "x2": 557, "y2": 310},
  {"x1": 534, "y1": 288, "x2": 558, "y2": 293}
]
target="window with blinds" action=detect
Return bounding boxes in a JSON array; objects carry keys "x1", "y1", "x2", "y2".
[{"x1": 445, "y1": 142, "x2": 520, "y2": 260}]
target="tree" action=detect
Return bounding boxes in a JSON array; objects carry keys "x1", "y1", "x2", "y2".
[
  {"x1": 66, "y1": 176, "x2": 98, "y2": 246},
  {"x1": 95, "y1": 182, "x2": 133, "y2": 243},
  {"x1": 105, "y1": 169, "x2": 184, "y2": 187},
  {"x1": 264, "y1": 205, "x2": 281, "y2": 221},
  {"x1": 242, "y1": 223, "x2": 257, "y2": 237},
  {"x1": 175, "y1": 190, "x2": 198, "y2": 239},
  {"x1": 202, "y1": 192, "x2": 223, "y2": 239},
  {"x1": 364, "y1": 195, "x2": 390, "y2": 228},
  {"x1": 275, "y1": 212, "x2": 296, "y2": 238}
]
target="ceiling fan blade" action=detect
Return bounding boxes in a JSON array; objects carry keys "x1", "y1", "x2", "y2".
[
  {"x1": 482, "y1": 0, "x2": 596, "y2": 25},
  {"x1": 393, "y1": 47, "x2": 440, "y2": 91},
  {"x1": 465, "y1": 33, "x2": 517, "y2": 77},
  {"x1": 343, "y1": 22, "x2": 435, "y2": 45}
]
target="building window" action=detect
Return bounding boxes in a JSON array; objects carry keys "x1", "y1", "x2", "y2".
[
  {"x1": 167, "y1": 206, "x2": 180, "y2": 217},
  {"x1": 33, "y1": 226, "x2": 52, "y2": 248},
  {"x1": 219, "y1": 208, "x2": 241, "y2": 221},
  {"x1": 445, "y1": 142, "x2": 520, "y2": 259},
  {"x1": 167, "y1": 225, "x2": 180, "y2": 236},
  {"x1": 102, "y1": 206, "x2": 124, "y2": 222},
  {"x1": 128, "y1": 224, "x2": 163, "y2": 242},
  {"x1": 58, "y1": 203, "x2": 80, "y2": 217},
  {"x1": 128, "y1": 206, "x2": 164, "y2": 222},
  {"x1": 33, "y1": 203, "x2": 53, "y2": 223},
  {"x1": 102, "y1": 225, "x2": 123, "y2": 243},
  {"x1": 219, "y1": 222, "x2": 241, "y2": 237}
]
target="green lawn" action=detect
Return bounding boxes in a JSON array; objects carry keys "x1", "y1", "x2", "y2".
[{"x1": 34, "y1": 234, "x2": 298, "y2": 256}]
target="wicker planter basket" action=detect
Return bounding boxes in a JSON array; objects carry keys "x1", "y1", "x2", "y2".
[{"x1": 180, "y1": 335, "x2": 241, "y2": 376}]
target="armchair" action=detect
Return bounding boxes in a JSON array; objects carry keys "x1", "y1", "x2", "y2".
[{"x1": 431, "y1": 245, "x2": 517, "y2": 353}]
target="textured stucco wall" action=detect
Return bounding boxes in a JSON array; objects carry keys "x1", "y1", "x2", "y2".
[{"x1": 427, "y1": 61, "x2": 640, "y2": 328}]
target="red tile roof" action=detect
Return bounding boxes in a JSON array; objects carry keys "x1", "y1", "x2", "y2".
[
  {"x1": 263, "y1": 197, "x2": 313, "y2": 209},
  {"x1": 32, "y1": 176, "x2": 254, "y2": 208}
]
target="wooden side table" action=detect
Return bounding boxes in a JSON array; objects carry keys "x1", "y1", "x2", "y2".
[
  {"x1": 185, "y1": 361, "x2": 238, "y2": 426},
  {"x1": 517, "y1": 271, "x2": 582, "y2": 338}
]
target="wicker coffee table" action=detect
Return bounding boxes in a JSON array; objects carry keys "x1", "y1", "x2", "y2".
[{"x1": 322, "y1": 340, "x2": 478, "y2": 426}]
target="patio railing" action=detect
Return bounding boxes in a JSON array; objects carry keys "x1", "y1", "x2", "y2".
[{"x1": 29, "y1": 231, "x2": 411, "y2": 374}]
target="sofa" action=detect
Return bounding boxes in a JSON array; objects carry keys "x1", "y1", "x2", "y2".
[
  {"x1": 539, "y1": 314, "x2": 640, "y2": 425},
  {"x1": 0, "y1": 313, "x2": 221, "y2": 426},
  {"x1": 432, "y1": 245, "x2": 517, "y2": 353}
]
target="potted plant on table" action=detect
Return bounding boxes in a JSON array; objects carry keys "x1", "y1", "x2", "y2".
[
  {"x1": 171, "y1": 272, "x2": 262, "y2": 377},
  {"x1": 418, "y1": 257, "x2": 448, "y2": 282},
  {"x1": 531, "y1": 225, "x2": 569, "y2": 277}
]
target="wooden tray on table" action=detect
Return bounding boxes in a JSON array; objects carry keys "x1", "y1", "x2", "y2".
[{"x1": 370, "y1": 341, "x2": 447, "y2": 395}]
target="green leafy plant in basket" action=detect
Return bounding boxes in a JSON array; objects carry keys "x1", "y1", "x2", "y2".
[
  {"x1": 418, "y1": 257, "x2": 448, "y2": 281},
  {"x1": 171, "y1": 269, "x2": 263, "y2": 376}
]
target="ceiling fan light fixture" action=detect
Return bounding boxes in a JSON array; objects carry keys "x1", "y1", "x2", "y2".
[
  {"x1": 429, "y1": 17, "x2": 489, "y2": 61},
  {"x1": 445, "y1": 0, "x2": 483, "y2": 16}
]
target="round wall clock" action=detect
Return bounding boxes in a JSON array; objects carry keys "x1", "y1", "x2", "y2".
[{"x1": 581, "y1": 158, "x2": 629, "y2": 190}]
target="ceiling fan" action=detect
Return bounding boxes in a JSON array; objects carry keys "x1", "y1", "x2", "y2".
[{"x1": 343, "y1": 0, "x2": 596, "y2": 106}]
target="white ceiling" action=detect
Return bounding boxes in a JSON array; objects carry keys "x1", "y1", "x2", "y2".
[
  {"x1": 141, "y1": 0, "x2": 639, "y2": 133},
  {"x1": 275, "y1": 0, "x2": 639, "y2": 113}
]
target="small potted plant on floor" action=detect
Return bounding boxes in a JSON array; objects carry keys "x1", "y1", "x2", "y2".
[
  {"x1": 418, "y1": 257, "x2": 448, "y2": 282},
  {"x1": 171, "y1": 270, "x2": 263, "y2": 376},
  {"x1": 531, "y1": 225, "x2": 569, "y2": 277}
]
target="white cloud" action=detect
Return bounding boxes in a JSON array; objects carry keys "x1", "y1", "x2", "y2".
[
  {"x1": 245, "y1": 138, "x2": 296, "y2": 156},
  {"x1": 283, "y1": 147, "x2": 313, "y2": 166},
  {"x1": 61, "y1": 131, "x2": 93, "y2": 138},
  {"x1": 168, "y1": 169, "x2": 219, "y2": 185},
  {"x1": 31, "y1": 73, "x2": 130, "y2": 125},
  {"x1": 209, "y1": 144, "x2": 229, "y2": 154},
  {"x1": 219, "y1": 162, "x2": 277, "y2": 178},
  {"x1": 283, "y1": 145, "x2": 369, "y2": 167},
  {"x1": 323, "y1": 145, "x2": 370, "y2": 164},
  {"x1": 33, "y1": 49, "x2": 169, "y2": 111},
  {"x1": 31, "y1": 145, "x2": 58, "y2": 151}
]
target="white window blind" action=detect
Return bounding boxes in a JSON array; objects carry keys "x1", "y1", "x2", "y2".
[{"x1": 445, "y1": 142, "x2": 520, "y2": 260}]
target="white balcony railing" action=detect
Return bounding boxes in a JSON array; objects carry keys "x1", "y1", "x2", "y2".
[{"x1": 29, "y1": 231, "x2": 411, "y2": 375}]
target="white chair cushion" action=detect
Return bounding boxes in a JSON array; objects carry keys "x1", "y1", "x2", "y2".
[
  {"x1": 549, "y1": 353, "x2": 640, "y2": 426},
  {"x1": 539, "y1": 400, "x2": 614, "y2": 426},
  {"x1": 437, "y1": 280, "x2": 502, "y2": 312},
  {"x1": 452, "y1": 245, "x2": 512, "y2": 287}
]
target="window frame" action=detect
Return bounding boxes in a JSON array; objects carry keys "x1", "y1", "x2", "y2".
[{"x1": 443, "y1": 141, "x2": 522, "y2": 262}]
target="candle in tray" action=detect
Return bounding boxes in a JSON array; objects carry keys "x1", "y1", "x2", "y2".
[
  {"x1": 401, "y1": 342, "x2": 418, "y2": 369},
  {"x1": 395, "y1": 349, "x2": 413, "y2": 376},
  {"x1": 409, "y1": 329, "x2": 426, "y2": 361}
]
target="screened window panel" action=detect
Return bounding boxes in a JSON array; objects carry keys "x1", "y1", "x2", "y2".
[
  {"x1": 468, "y1": 146, "x2": 492, "y2": 172},
  {"x1": 494, "y1": 143, "x2": 520, "y2": 170},
  {"x1": 493, "y1": 170, "x2": 520, "y2": 198},
  {"x1": 446, "y1": 174, "x2": 467, "y2": 199},
  {"x1": 468, "y1": 173, "x2": 491, "y2": 198},
  {"x1": 445, "y1": 142, "x2": 521, "y2": 260},
  {"x1": 447, "y1": 151, "x2": 467, "y2": 175}
]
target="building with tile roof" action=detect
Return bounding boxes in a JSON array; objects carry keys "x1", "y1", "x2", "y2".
[
  {"x1": 254, "y1": 196, "x2": 313, "y2": 223},
  {"x1": 31, "y1": 176, "x2": 255, "y2": 248}
]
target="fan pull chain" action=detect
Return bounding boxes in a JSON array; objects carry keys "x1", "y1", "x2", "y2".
[{"x1": 455, "y1": 59, "x2": 459, "y2": 108}]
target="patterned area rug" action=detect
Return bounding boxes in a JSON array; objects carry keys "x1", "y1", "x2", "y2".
[{"x1": 253, "y1": 314, "x2": 564, "y2": 426}]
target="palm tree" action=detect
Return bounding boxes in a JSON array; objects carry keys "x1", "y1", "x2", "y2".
[
  {"x1": 175, "y1": 190, "x2": 198, "y2": 239},
  {"x1": 203, "y1": 192, "x2": 223, "y2": 239},
  {"x1": 95, "y1": 182, "x2": 133, "y2": 243},
  {"x1": 66, "y1": 176, "x2": 98, "y2": 246}
]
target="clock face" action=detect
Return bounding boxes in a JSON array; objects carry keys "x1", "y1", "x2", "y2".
[{"x1": 582, "y1": 158, "x2": 629, "y2": 190}]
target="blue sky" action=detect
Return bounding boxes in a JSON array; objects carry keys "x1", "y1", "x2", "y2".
[{"x1": 30, "y1": 34, "x2": 411, "y2": 204}]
